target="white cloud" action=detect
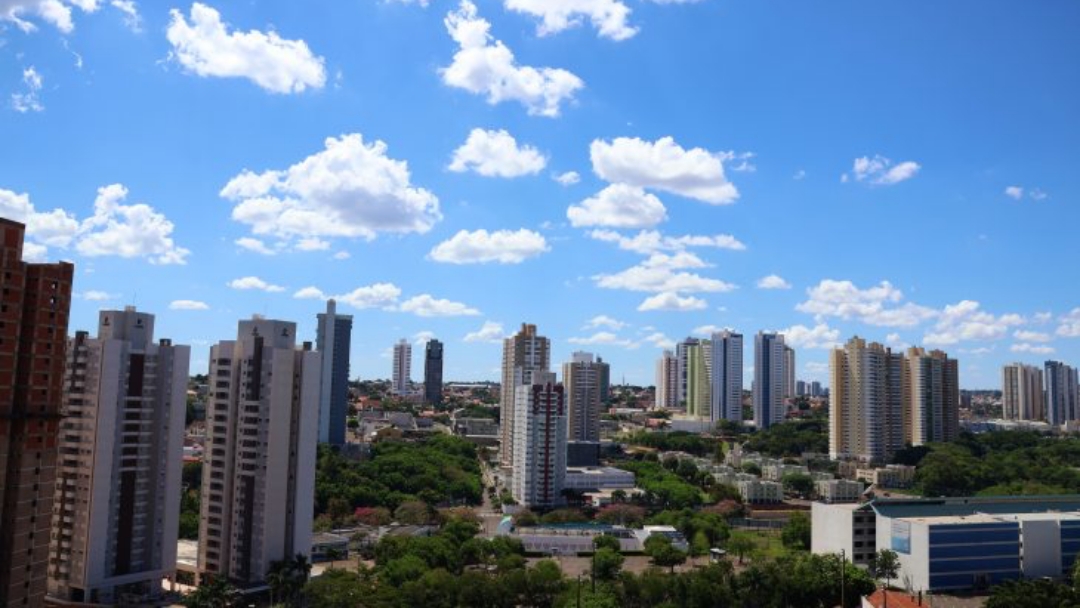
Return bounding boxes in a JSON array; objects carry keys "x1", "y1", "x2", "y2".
[
  {"x1": 553, "y1": 171, "x2": 580, "y2": 186},
  {"x1": 413, "y1": 330, "x2": 436, "y2": 346},
  {"x1": 334, "y1": 283, "x2": 401, "y2": 309},
  {"x1": 1057, "y1": 308, "x2": 1080, "y2": 338},
  {"x1": 166, "y1": 2, "x2": 326, "y2": 94},
  {"x1": 464, "y1": 320, "x2": 504, "y2": 343},
  {"x1": 595, "y1": 261, "x2": 736, "y2": 294},
  {"x1": 11, "y1": 66, "x2": 43, "y2": 113},
  {"x1": 1011, "y1": 343, "x2": 1055, "y2": 355},
  {"x1": 1033, "y1": 311, "x2": 1053, "y2": 324},
  {"x1": 332, "y1": 251, "x2": 351, "y2": 260},
  {"x1": 723, "y1": 151, "x2": 756, "y2": 173},
  {"x1": 169, "y1": 299, "x2": 209, "y2": 310},
  {"x1": 80, "y1": 290, "x2": 117, "y2": 301},
  {"x1": 222, "y1": 133, "x2": 441, "y2": 246},
  {"x1": 585, "y1": 314, "x2": 625, "y2": 330},
  {"x1": 567, "y1": 184, "x2": 667, "y2": 229},
  {"x1": 295, "y1": 237, "x2": 329, "y2": 251},
  {"x1": 440, "y1": 1, "x2": 583, "y2": 117},
  {"x1": 780, "y1": 323, "x2": 841, "y2": 350},
  {"x1": 590, "y1": 136, "x2": 738, "y2": 204},
  {"x1": 235, "y1": 237, "x2": 276, "y2": 255},
  {"x1": 797, "y1": 279, "x2": 936, "y2": 328},
  {"x1": 1003, "y1": 185, "x2": 1049, "y2": 202},
  {"x1": 804, "y1": 361, "x2": 828, "y2": 376},
  {"x1": 756, "y1": 274, "x2": 791, "y2": 290},
  {"x1": 429, "y1": 228, "x2": 548, "y2": 264},
  {"x1": 692, "y1": 324, "x2": 724, "y2": 336},
  {"x1": 793, "y1": 169, "x2": 807, "y2": 181},
  {"x1": 504, "y1": 0, "x2": 636, "y2": 41},
  {"x1": 842, "y1": 155, "x2": 920, "y2": 186},
  {"x1": 885, "y1": 333, "x2": 909, "y2": 349},
  {"x1": 1004, "y1": 186, "x2": 1024, "y2": 200},
  {"x1": 1029, "y1": 188, "x2": 1048, "y2": 201},
  {"x1": 227, "y1": 276, "x2": 284, "y2": 292},
  {"x1": 923, "y1": 300, "x2": 1024, "y2": 345},
  {"x1": 1013, "y1": 330, "x2": 1051, "y2": 343},
  {"x1": 0, "y1": 0, "x2": 99, "y2": 33},
  {"x1": 399, "y1": 294, "x2": 480, "y2": 317},
  {"x1": 638, "y1": 292, "x2": 706, "y2": 312},
  {"x1": 639, "y1": 251, "x2": 709, "y2": 271},
  {"x1": 293, "y1": 286, "x2": 326, "y2": 300},
  {"x1": 448, "y1": 128, "x2": 546, "y2": 178},
  {"x1": 110, "y1": 0, "x2": 139, "y2": 30},
  {"x1": 588, "y1": 229, "x2": 745, "y2": 254},
  {"x1": 568, "y1": 331, "x2": 637, "y2": 348},
  {"x1": 642, "y1": 332, "x2": 675, "y2": 350}
]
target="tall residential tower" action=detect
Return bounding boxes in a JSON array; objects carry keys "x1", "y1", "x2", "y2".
[
  {"x1": 424, "y1": 339, "x2": 444, "y2": 407},
  {"x1": 710, "y1": 330, "x2": 744, "y2": 423},
  {"x1": 511, "y1": 372, "x2": 566, "y2": 508},
  {"x1": 563, "y1": 352, "x2": 608, "y2": 442},
  {"x1": 391, "y1": 338, "x2": 411, "y2": 395},
  {"x1": 316, "y1": 299, "x2": 352, "y2": 445},
  {"x1": 753, "y1": 332, "x2": 788, "y2": 429},
  {"x1": 655, "y1": 350, "x2": 678, "y2": 410},
  {"x1": 499, "y1": 324, "x2": 550, "y2": 468},
  {"x1": 829, "y1": 337, "x2": 905, "y2": 462},
  {"x1": 1045, "y1": 361, "x2": 1079, "y2": 427},
  {"x1": 1002, "y1": 363, "x2": 1045, "y2": 421}
]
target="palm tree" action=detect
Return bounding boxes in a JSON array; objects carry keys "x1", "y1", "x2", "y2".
[{"x1": 182, "y1": 576, "x2": 240, "y2": 608}]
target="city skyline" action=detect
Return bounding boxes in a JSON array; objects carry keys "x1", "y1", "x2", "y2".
[{"x1": 1, "y1": 2, "x2": 1078, "y2": 388}]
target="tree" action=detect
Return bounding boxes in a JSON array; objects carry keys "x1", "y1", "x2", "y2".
[
  {"x1": 395, "y1": 500, "x2": 431, "y2": 525},
  {"x1": 987, "y1": 579, "x2": 1080, "y2": 608},
  {"x1": 181, "y1": 576, "x2": 240, "y2": 608},
  {"x1": 267, "y1": 553, "x2": 311, "y2": 606},
  {"x1": 726, "y1": 533, "x2": 756, "y2": 564},
  {"x1": 742, "y1": 462, "x2": 762, "y2": 476},
  {"x1": 781, "y1": 512, "x2": 811, "y2": 551},
  {"x1": 593, "y1": 534, "x2": 621, "y2": 552},
  {"x1": 591, "y1": 548, "x2": 624, "y2": 581},
  {"x1": 870, "y1": 549, "x2": 901, "y2": 600},
  {"x1": 303, "y1": 569, "x2": 369, "y2": 608},
  {"x1": 781, "y1": 473, "x2": 815, "y2": 499},
  {"x1": 644, "y1": 535, "x2": 687, "y2": 573}
]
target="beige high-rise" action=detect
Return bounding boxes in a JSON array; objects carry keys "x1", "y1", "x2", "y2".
[
  {"x1": 903, "y1": 347, "x2": 960, "y2": 445},
  {"x1": 48, "y1": 308, "x2": 189, "y2": 604},
  {"x1": 829, "y1": 337, "x2": 905, "y2": 462},
  {"x1": 1002, "y1": 363, "x2": 1044, "y2": 421},
  {"x1": 563, "y1": 352, "x2": 608, "y2": 442},
  {"x1": 499, "y1": 324, "x2": 550, "y2": 468},
  {"x1": 655, "y1": 350, "x2": 678, "y2": 410}
]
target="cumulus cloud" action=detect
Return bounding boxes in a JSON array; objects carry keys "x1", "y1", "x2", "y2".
[
  {"x1": 1004, "y1": 186, "x2": 1024, "y2": 200},
  {"x1": 590, "y1": 136, "x2": 739, "y2": 204},
  {"x1": 756, "y1": 274, "x2": 791, "y2": 290},
  {"x1": 293, "y1": 286, "x2": 326, "y2": 300},
  {"x1": 553, "y1": 171, "x2": 580, "y2": 186},
  {"x1": 692, "y1": 324, "x2": 725, "y2": 336},
  {"x1": 166, "y1": 2, "x2": 326, "y2": 94},
  {"x1": 642, "y1": 331, "x2": 675, "y2": 349},
  {"x1": 464, "y1": 320, "x2": 504, "y2": 343},
  {"x1": 448, "y1": 128, "x2": 546, "y2": 177},
  {"x1": 797, "y1": 279, "x2": 936, "y2": 328},
  {"x1": 170, "y1": 299, "x2": 209, "y2": 310},
  {"x1": 589, "y1": 229, "x2": 745, "y2": 254},
  {"x1": 842, "y1": 154, "x2": 920, "y2": 185},
  {"x1": 1057, "y1": 308, "x2": 1080, "y2": 338},
  {"x1": 80, "y1": 290, "x2": 117, "y2": 301},
  {"x1": 333, "y1": 283, "x2": 401, "y2": 309},
  {"x1": 440, "y1": 1, "x2": 583, "y2": 117},
  {"x1": 595, "y1": 261, "x2": 736, "y2": 294},
  {"x1": 1014, "y1": 330, "x2": 1051, "y2": 343},
  {"x1": 221, "y1": 133, "x2": 441, "y2": 247},
  {"x1": 11, "y1": 66, "x2": 43, "y2": 113},
  {"x1": 567, "y1": 184, "x2": 666, "y2": 229},
  {"x1": 227, "y1": 276, "x2": 284, "y2": 292},
  {"x1": 0, "y1": 0, "x2": 99, "y2": 33},
  {"x1": 400, "y1": 294, "x2": 480, "y2": 317},
  {"x1": 923, "y1": 300, "x2": 1024, "y2": 345},
  {"x1": 638, "y1": 292, "x2": 706, "y2": 312},
  {"x1": 235, "y1": 237, "x2": 276, "y2": 255},
  {"x1": 568, "y1": 331, "x2": 637, "y2": 348},
  {"x1": 585, "y1": 315, "x2": 625, "y2": 330},
  {"x1": 110, "y1": 0, "x2": 139, "y2": 30},
  {"x1": 413, "y1": 330, "x2": 436, "y2": 346},
  {"x1": 504, "y1": 0, "x2": 636, "y2": 41},
  {"x1": 429, "y1": 228, "x2": 549, "y2": 264},
  {"x1": 1004, "y1": 185, "x2": 1049, "y2": 202},
  {"x1": 780, "y1": 323, "x2": 840, "y2": 350},
  {"x1": 1011, "y1": 343, "x2": 1055, "y2": 355}
]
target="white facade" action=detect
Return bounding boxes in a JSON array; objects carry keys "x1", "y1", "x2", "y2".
[
  {"x1": 511, "y1": 375, "x2": 567, "y2": 508},
  {"x1": 654, "y1": 350, "x2": 678, "y2": 410},
  {"x1": 762, "y1": 463, "x2": 809, "y2": 481},
  {"x1": 500, "y1": 324, "x2": 551, "y2": 468},
  {"x1": 563, "y1": 467, "x2": 635, "y2": 491},
  {"x1": 48, "y1": 308, "x2": 189, "y2": 604},
  {"x1": 392, "y1": 338, "x2": 412, "y2": 395},
  {"x1": 709, "y1": 331, "x2": 743, "y2": 423},
  {"x1": 738, "y1": 479, "x2": 784, "y2": 504},
  {"x1": 810, "y1": 502, "x2": 877, "y2": 566},
  {"x1": 816, "y1": 479, "x2": 864, "y2": 504},
  {"x1": 1002, "y1": 362, "x2": 1044, "y2": 421},
  {"x1": 675, "y1": 338, "x2": 700, "y2": 407},
  {"x1": 198, "y1": 317, "x2": 320, "y2": 587},
  {"x1": 753, "y1": 332, "x2": 787, "y2": 429}
]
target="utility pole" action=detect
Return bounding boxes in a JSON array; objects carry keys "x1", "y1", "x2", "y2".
[{"x1": 840, "y1": 549, "x2": 846, "y2": 608}]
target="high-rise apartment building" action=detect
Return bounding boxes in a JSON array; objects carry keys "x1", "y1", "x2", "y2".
[
  {"x1": 903, "y1": 347, "x2": 960, "y2": 445},
  {"x1": 655, "y1": 350, "x2": 678, "y2": 410},
  {"x1": 511, "y1": 373, "x2": 566, "y2": 508},
  {"x1": 783, "y1": 345, "x2": 796, "y2": 400},
  {"x1": 0, "y1": 219, "x2": 73, "y2": 607},
  {"x1": 685, "y1": 341, "x2": 712, "y2": 418},
  {"x1": 499, "y1": 324, "x2": 550, "y2": 468},
  {"x1": 810, "y1": 381, "x2": 823, "y2": 397},
  {"x1": 754, "y1": 332, "x2": 788, "y2": 430},
  {"x1": 391, "y1": 338, "x2": 411, "y2": 395},
  {"x1": 829, "y1": 337, "x2": 905, "y2": 462},
  {"x1": 675, "y1": 338, "x2": 700, "y2": 407},
  {"x1": 796, "y1": 380, "x2": 807, "y2": 397},
  {"x1": 48, "y1": 307, "x2": 189, "y2": 604},
  {"x1": 710, "y1": 330, "x2": 743, "y2": 423},
  {"x1": 316, "y1": 299, "x2": 352, "y2": 445},
  {"x1": 563, "y1": 352, "x2": 608, "y2": 442},
  {"x1": 1045, "y1": 361, "x2": 1079, "y2": 427},
  {"x1": 424, "y1": 339, "x2": 444, "y2": 406},
  {"x1": 198, "y1": 317, "x2": 320, "y2": 589},
  {"x1": 1002, "y1": 363, "x2": 1045, "y2": 421}
]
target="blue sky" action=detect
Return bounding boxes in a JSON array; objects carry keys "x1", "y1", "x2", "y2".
[{"x1": 2, "y1": 0, "x2": 1078, "y2": 388}]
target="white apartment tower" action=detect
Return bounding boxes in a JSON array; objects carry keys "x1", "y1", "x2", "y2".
[
  {"x1": 783, "y1": 345, "x2": 796, "y2": 400},
  {"x1": 47, "y1": 307, "x2": 189, "y2": 605},
  {"x1": 655, "y1": 350, "x2": 678, "y2": 410},
  {"x1": 675, "y1": 337, "x2": 700, "y2": 407},
  {"x1": 511, "y1": 372, "x2": 567, "y2": 508},
  {"x1": 391, "y1": 338, "x2": 411, "y2": 395},
  {"x1": 1002, "y1": 363, "x2": 1045, "y2": 421},
  {"x1": 753, "y1": 332, "x2": 788, "y2": 429},
  {"x1": 316, "y1": 299, "x2": 352, "y2": 445},
  {"x1": 829, "y1": 337, "x2": 905, "y2": 462},
  {"x1": 500, "y1": 324, "x2": 550, "y2": 468},
  {"x1": 563, "y1": 352, "x2": 608, "y2": 442},
  {"x1": 1045, "y1": 361, "x2": 1079, "y2": 427},
  {"x1": 710, "y1": 330, "x2": 744, "y2": 423},
  {"x1": 198, "y1": 317, "x2": 320, "y2": 588}
]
